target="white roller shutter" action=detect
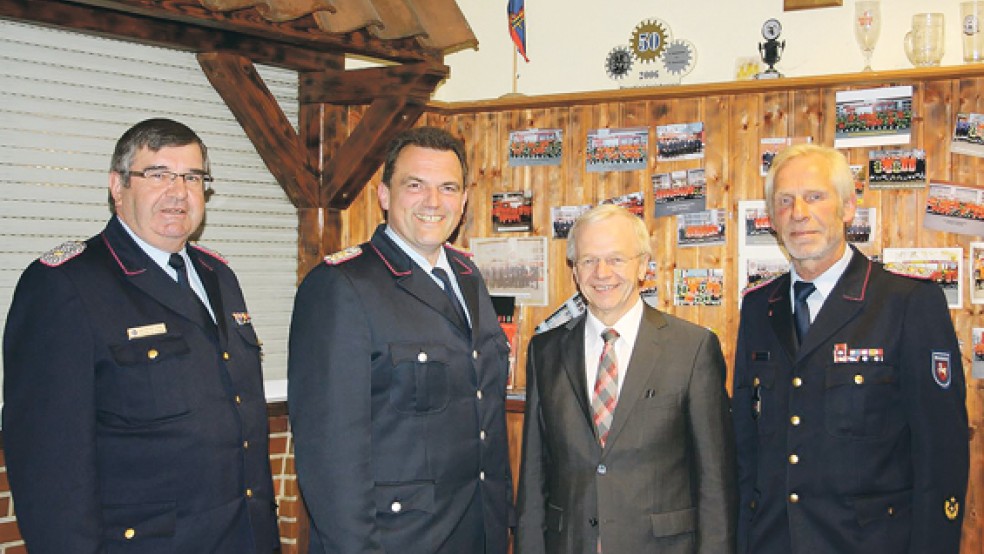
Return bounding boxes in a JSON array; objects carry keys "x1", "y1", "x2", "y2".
[{"x1": 0, "y1": 20, "x2": 299, "y2": 396}]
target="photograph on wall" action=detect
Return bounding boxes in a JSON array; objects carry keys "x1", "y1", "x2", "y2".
[
  {"x1": 586, "y1": 127, "x2": 649, "y2": 172},
  {"x1": 491, "y1": 295, "x2": 519, "y2": 389},
  {"x1": 851, "y1": 164, "x2": 867, "y2": 199},
  {"x1": 950, "y1": 113, "x2": 984, "y2": 158},
  {"x1": 847, "y1": 207, "x2": 877, "y2": 245},
  {"x1": 641, "y1": 260, "x2": 660, "y2": 308},
  {"x1": 867, "y1": 149, "x2": 925, "y2": 189},
  {"x1": 508, "y1": 128, "x2": 563, "y2": 167},
  {"x1": 534, "y1": 292, "x2": 586, "y2": 334},
  {"x1": 760, "y1": 137, "x2": 812, "y2": 176},
  {"x1": 653, "y1": 168, "x2": 707, "y2": 218},
  {"x1": 834, "y1": 85, "x2": 913, "y2": 148},
  {"x1": 472, "y1": 237, "x2": 548, "y2": 306},
  {"x1": 673, "y1": 268, "x2": 724, "y2": 306},
  {"x1": 883, "y1": 247, "x2": 963, "y2": 309},
  {"x1": 601, "y1": 191, "x2": 646, "y2": 219},
  {"x1": 677, "y1": 209, "x2": 726, "y2": 247},
  {"x1": 656, "y1": 122, "x2": 704, "y2": 161},
  {"x1": 491, "y1": 190, "x2": 533, "y2": 232},
  {"x1": 970, "y1": 243, "x2": 984, "y2": 305},
  {"x1": 739, "y1": 256, "x2": 788, "y2": 296},
  {"x1": 924, "y1": 182, "x2": 984, "y2": 237},
  {"x1": 972, "y1": 328, "x2": 984, "y2": 379},
  {"x1": 738, "y1": 200, "x2": 779, "y2": 249},
  {"x1": 550, "y1": 204, "x2": 591, "y2": 239}
]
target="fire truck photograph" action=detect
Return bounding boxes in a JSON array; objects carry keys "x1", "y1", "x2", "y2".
[
  {"x1": 677, "y1": 210, "x2": 726, "y2": 247},
  {"x1": 867, "y1": 149, "x2": 925, "y2": 186},
  {"x1": 742, "y1": 206, "x2": 776, "y2": 246},
  {"x1": 656, "y1": 121, "x2": 704, "y2": 161},
  {"x1": 884, "y1": 250, "x2": 962, "y2": 308},
  {"x1": 835, "y1": 95, "x2": 912, "y2": 136},
  {"x1": 673, "y1": 269, "x2": 724, "y2": 306},
  {"x1": 491, "y1": 191, "x2": 533, "y2": 232},
  {"x1": 585, "y1": 127, "x2": 648, "y2": 172},
  {"x1": 507, "y1": 128, "x2": 563, "y2": 167},
  {"x1": 652, "y1": 168, "x2": 707, "y2": 218},
  {"x1": 601, "y1": 192, "x2": 645, "y2": 218}
]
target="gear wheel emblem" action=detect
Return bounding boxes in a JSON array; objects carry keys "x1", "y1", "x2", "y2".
[
  {"x1": 631, "y1": 19, "x2": 669, "y2": 63},
  {"x1": 662, "y1": 40, "x2": 695, "y2": 75},
  {"x1": 605, "y1": 47, "x2": 633, "y2": 79}
]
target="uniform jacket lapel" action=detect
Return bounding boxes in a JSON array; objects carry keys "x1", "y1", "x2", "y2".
[
  {"x1": 448, "y1": 251, "x2": 479, "y2": 332},
  {"x1": 101, "y1": 218, "x2": 204, "y2": 327},
  {"x1": 604, "y1": 306, "x2": 667, "y2": 451},
  {"x1": 189, "y1": 247, "x2": 226, "y2": 342},
  {"x1": 797, "y1": 247, "x2": 871, "y2": 360},
  {"x1": 370, "y1": 226, "x2": 470, "y2": 339},
  {"x1": 766, "y1": 274, "x2": 797, "y2": 360}
]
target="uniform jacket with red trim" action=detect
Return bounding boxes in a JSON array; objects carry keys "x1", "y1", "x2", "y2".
[
  {"x1": 732, "y1": 246, "x2": 968, "y2": 554},
  {"x1": 2, "y1": 216, "x2": 280, "y2": 553},
  {"x1": 288, "y1": 224, "x2": 513, "y2": 554}
]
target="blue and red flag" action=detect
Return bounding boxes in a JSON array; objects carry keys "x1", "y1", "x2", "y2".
[{"x1": 508, "y1": 0, "x2": 529, "y2": 62}]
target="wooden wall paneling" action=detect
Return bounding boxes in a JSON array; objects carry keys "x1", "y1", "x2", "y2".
[
  {"x1": 703, "y1": 94, "x2": 735, "y2": 376},
  {"x1": 647, "y1": 99, "x2": 676, "y2": 313},
  {"x1": 954, "y1": 77, "x2": 984, "y2": 553}
]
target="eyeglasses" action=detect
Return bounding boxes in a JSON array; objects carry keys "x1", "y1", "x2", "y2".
[
  {"x1": 128, "y1": 168, "x2": 213, "y2": 191},
  {"x1": 575, "y1": 253, "x2": 644, "y2": 271}
]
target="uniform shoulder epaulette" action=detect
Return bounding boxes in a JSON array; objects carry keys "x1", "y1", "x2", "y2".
[
  {"x1": 190, "y1": 244, "x2": 228, "y2": 265},
  {"x1": 324, "y1": 246, "x2": 362, "y2": 265},
  {"x1": 445, "y1": 243, "x2": 474, "y2": 258},
  {"x1": 39, "y1": 241, "x2": 86, "y2": 267},
  {"x1": 742, "y1": 275, "x2": 781, "y2": 297}
]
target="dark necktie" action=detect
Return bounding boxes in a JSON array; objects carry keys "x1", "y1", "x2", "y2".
[
  {"x1": 591, "y1": 328, "x2": 620, "y2": 447},
  {"x1": 793, "y1": 281, "x2": 816, "y2": 344},
  {"x1": 169, "y1": 253, "x2": 216, "y2": 332},
  {"x1": 432, "y1": 267, "x2": 470, "y2": 332}
]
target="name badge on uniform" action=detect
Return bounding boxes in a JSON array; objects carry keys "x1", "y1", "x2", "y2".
[{"x1": 127, "y1": 323, "x2": 167, "y2": 340}]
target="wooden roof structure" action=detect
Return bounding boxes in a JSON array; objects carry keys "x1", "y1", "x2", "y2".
[{"x1": 0, "y1": 0, "x2": 477, "y2": 210}]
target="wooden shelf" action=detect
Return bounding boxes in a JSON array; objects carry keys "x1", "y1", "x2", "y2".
[{"x1": 431, "y1": 64, "x2": 984, "y2": 113}]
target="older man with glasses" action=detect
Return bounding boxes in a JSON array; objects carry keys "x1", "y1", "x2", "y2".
[
  {"x1": 515, "y1": 204, "x2": 736, "y2": 554},
  {"x1": 3, "y1": 118, "x2": 281, "y2": 553}
]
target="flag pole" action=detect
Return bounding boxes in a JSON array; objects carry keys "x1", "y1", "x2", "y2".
[{"x1": 512, "y1": 48, "x2": 518, "y2": 95}]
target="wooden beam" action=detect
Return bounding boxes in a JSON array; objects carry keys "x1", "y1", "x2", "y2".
[
  {"x1": 320, "y1": 95, "x2": 426, "y2": 209},
  {"x1": 300, "y1": 61, "x2": 447, "y2": 209},
  {"x1": 198, "y1": 52, "x2": 321, "y2": 208},
  {"x1": 299, "y1": 62, "x2": 448, "y2": 105},
  {"x1": 0, "y1": 0, "x2": 435, "y2": 69}
]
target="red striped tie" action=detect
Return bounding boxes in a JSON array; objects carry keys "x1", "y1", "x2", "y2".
[{"x1": 591, "y1": 328, "x2": 620, "y2": 447}]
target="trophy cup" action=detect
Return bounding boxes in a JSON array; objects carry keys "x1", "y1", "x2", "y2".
[{"x1": 757, "y1": 18, "x2": 785, "y2": 79}]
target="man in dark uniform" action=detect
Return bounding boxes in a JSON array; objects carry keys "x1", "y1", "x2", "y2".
[
  {"x1": 733, "y1": 144, "x2": 968, "y2": 554},
  {"x1": 3, "y1": 118, "x2": 280, "y2": 553},
  {"x1": 288, "y1": 127, "x2": 513, "y2": 554}
]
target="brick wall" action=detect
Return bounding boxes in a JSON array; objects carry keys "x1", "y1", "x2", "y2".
[{"x1": 0, "y1": 402, "x2": 304, "y2": 553}]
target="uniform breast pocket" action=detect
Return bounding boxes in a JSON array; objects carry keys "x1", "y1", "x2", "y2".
[
  {"x1": 100, "y1": 335, "x2": 192, "y2": 425},
  {"x1": 824, "y1": 364, "x2": 899, "y2": 438},
  {"x1": 388, "y1": 342, "x2": 451, "y2": 415},
  {"x1": 736, "y1": 363, "x2": 778, "y2": 436}
]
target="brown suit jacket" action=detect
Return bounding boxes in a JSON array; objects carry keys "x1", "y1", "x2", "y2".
[{"x1": 515, "y1": 305, "x2": 737, "y2": 554}]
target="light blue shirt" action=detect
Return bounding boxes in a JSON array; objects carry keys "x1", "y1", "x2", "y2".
[
  {"x1": 116, "y1": 216, "x2": 215, "y2": 321},
  {"x1": 384, "y1": 225, "x2": 471, "y2": 326},
  {"x1": 790, "y1": 246, "x2": 854, "y2": 324}
]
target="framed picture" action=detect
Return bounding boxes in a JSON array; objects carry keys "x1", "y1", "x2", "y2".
[{"x1": 784, "y1": 0, "x2": 842, "y2": 10}]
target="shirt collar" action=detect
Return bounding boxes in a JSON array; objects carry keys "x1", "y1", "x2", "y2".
[
  {"x1": 584, "y1": 297, "x2": 645, "y2": 346},
  {"x1": 791, "y1": 245, "x2": 854, "y2": 302},
  {"x1": 115, "y1": 216, "x2": 188, "y2": 277},
  {"x1": 384, "y1": 225, "x2": 452, "y2": 275}
]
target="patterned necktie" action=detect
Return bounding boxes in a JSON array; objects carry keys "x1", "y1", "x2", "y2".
[
  {"x1": 169, "y1": 253, "x2": 216, "y2": 332},
  {"x1": 591, "y1": 328, "x2": 620, "y2": 447},
  {"x1": 432, "y1": 267, "x2": 470, "y2": 332},
  {"x1": 793, "y1": 281, "x2": 816, "y2": 344}
]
